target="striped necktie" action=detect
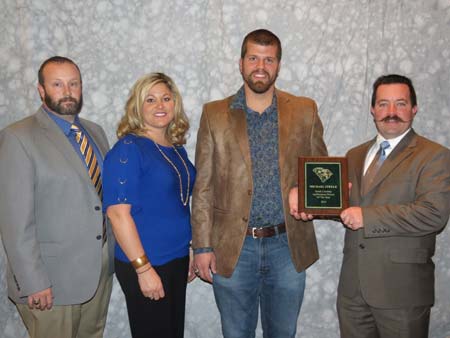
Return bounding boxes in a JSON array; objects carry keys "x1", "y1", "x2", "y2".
[
  {"x1": 71, "y1": 124, "x2": 106, "y2": 243},
  {"x1": 71, "y1": 124, "x2": 102, "y2": 197},
  {"x1": 361, "y1": 141, "x2": 390, "y2": 195}
]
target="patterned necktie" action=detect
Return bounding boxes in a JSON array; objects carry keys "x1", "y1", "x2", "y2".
[
  {"x1": 71, "y1": 124, "x2": 106, "y2": 243},
  {"x1": 361, "y1": 140, "x2": 390, "y2": 195},
  {"x1": 71, "y1": 124, "x2": 103, "y2": 197}
]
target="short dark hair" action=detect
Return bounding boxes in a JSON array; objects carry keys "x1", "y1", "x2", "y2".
[
  {"x1": 241, "y1": 29, "x2": 282, "y2": 61},
  {"x1": 371, "y1": 74, "x2": 417, "y2": 107},
  {"x1": 38, "y1": 56, "x2": 82, "y2": 85}
]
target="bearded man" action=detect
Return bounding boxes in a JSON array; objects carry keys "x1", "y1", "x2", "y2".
[
  {"x1": 192, "y1": 29, "x2": 327, "y2": 338},
  {"x1": 0, "y1": 56, "x2": 114, "y2": 338}
]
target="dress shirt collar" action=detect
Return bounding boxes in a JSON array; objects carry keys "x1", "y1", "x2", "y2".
[
  {"x1": 374, "y1": 128, "x2": 412, "y2": 158},
  {"x1": 43, "y1": 105, "x2": 81, "y2": 136},
  {"x1": 230, "y1": 86, "x2": 277, "y2": 115},
  {"x1": 364, "y1": 128, "x2": 412, "y2": 174}
]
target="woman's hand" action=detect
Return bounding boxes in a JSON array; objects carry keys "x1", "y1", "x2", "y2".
[{"x1": 137, "y1": 264, "x2": 165, "y2": 300}]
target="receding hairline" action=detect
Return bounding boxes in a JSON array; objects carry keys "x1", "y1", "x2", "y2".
[{"x1": 38, "y1": 56, "x2": 82, "y2": 85}]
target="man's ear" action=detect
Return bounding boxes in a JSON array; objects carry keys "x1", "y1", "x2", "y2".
[{"x1": 37, "y1": 84, "x2": 45, "y2": 102}]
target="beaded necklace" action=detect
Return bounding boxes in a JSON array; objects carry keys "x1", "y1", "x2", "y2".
[{"x1": 153, "y1": 141, "x2": 190, "y2": 206}]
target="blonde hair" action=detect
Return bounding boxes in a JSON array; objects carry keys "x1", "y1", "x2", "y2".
[{"x1": 117, "y1": 72, "x2": 189, "y2": 145}]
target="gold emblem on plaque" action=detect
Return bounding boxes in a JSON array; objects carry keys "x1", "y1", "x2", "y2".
[{"x1": 312, "y1": 167, "x2": 333, "y2": 183}]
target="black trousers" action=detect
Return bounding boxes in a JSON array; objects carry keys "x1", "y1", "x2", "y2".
[{"x1": 115, "y1": 255, "x2": 189, "y2": 338}]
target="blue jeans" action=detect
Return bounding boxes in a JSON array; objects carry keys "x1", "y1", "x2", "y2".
[{"x1": 213, "y1": 232, "x2": 306, "y2": 338}]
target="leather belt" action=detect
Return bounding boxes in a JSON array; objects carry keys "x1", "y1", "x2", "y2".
[{"x1": 246, "y1": 223, "x2": 286, "y2": 238}]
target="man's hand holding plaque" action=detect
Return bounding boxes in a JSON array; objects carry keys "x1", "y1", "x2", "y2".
[{"x1": 289, "y1": 187, "x2": 314, "y2": 221}]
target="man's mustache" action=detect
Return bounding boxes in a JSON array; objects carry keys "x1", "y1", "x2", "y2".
[
  {"x1": 251, "y1": 70, "x2": 270, "y2": 78},
  {"x1": 59, "y1": 97, "x2": 77, "y2": 104},
  {"x1": 374, "y1": 115, "x2": 411, "y2": 123}
]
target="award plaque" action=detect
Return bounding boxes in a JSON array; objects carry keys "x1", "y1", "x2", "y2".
[{"x1": 298, "y1": 157, "x2": 349, "y2": 217}]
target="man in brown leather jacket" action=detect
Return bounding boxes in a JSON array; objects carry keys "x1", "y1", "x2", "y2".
[{"x1": 192, "y1": 29, "x2": 327, "y2": 338}]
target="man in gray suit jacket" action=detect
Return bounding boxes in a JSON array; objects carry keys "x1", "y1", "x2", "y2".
[
  {"x1": 338, "y1": 74, "x2": 450, "y2": 338},
  {"x1": 0, "y1": 56, "x2": 114, "y2": 338}
]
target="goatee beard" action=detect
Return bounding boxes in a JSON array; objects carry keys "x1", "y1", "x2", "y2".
[{"x1": 45, "y1": 95, "x2": 83, "y2": 116}]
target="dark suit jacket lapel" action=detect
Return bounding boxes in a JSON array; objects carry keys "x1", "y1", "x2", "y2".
[
  {"x1": 35, "y1": 108, "x2": 95, "y2": 186},
  {"x1": 368, "y1": 130, "x2": 416, "y2": 194},
  {"x1": 357, "y1": 139, "x2": 375, "y2": 197}
]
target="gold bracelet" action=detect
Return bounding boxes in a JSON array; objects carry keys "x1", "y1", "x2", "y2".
[
  {"x1": 131, "y1": 254, "x2": 149, "y2": 269},
  {"x1": 136, "y1": 265, "x2": 153, "y2": 274}
]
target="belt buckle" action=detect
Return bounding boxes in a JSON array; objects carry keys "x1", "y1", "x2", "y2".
[{"x1": 251, "y1": 227, "x2": 259, "y2": 239}]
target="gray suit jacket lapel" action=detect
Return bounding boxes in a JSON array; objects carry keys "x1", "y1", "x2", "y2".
[
  {"x1": 79, "y1": 118, "x2": 108, "y2": 158},
  {"x1": 35, "y1": 108, "x2": 97, "y2": 187}
]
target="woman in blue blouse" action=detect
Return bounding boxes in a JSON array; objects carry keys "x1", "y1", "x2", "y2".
[{"x1": 103, "y1": 73, "x2": 196, "y2": 338}]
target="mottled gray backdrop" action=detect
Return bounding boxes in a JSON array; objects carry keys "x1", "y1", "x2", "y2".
[{"x1": 1, "y1": 0, "x2": 449, "y2": 337}]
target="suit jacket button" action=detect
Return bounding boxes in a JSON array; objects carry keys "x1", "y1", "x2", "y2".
[
  {"x1": 247, "y1": 190, "x2": 252, "y2": 196},
  {"x1": 359, "y1": 244, "x2": 365, "y2": 249},
  {"x1": 96, "y1": 235, "x2": 102, "y2": 240},
  {"x1": 94, "y1": 206, "x2": 101, "y2": 211},
  {"x1": 242, "y1": 217, "x2": 248, "y2": 222}
]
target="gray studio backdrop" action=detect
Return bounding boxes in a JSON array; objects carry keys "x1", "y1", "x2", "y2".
[{"x1": 1, "y1": 0, "x2": 449, "y2": 337}]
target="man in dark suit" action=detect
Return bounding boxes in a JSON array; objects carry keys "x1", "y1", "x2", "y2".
[
  {"x1": 337, "y1": 74, "x2": 450, "y2": 338},
  {"x1": 0, "y1": 56, "x2": 114, "y2": 338},
  {"x1": 192, "y1": 29, "x2": 327, "y2": 338}
]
